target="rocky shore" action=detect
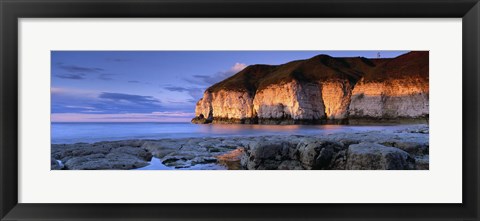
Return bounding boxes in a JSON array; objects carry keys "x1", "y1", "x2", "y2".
[{"x1": 51, "y1": 125, "x2": 428, "y2": 170}]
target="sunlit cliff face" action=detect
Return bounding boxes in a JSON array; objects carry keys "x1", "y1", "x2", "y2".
[
  {"x1": 211, "y1": 90, "x2": 255, "y2": 119},
  {"x1": 349, "y1": 77, "x2": 429, "y2": 118},
  {"x1": 321, "y1": 80, "x2": 352, "y2": 120},
  {"x1": 194, "y1": 76, "x2": 429, "y2": 122},
  {"x1": 193, "y1": 51, "x2": 429, "y2": 124},
  {"x1": 194, "y1": 93, "x2": 212, "y2": 119},
  {"x1": 253, "y1": 81, "x2": 325, "y2": 120},
  {"x1": 195, "y1": 90, "x2": 254, "y2": 120}
]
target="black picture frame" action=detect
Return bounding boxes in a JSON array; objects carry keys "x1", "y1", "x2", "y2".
[{"x1": 1, "y1": 0, "x2": 479, "y2": 220}]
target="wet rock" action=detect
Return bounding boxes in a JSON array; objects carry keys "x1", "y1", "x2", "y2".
[
  {"x1": 52, "y1": 124, "x2": 428, "y2": 170},
  {"x1": 63, "y1": 151, "x2": 151, "y2": 170},
  {"x1": 415, "y1": 155, "x2": 429, "y2": 170},
  {"x1": 192, "y1": 157, "x2": 218, "y2": 165},
  {"x1": 278, "y1": 160, "x2": 304, "y2": 170},
  {"x1": 142, "y1": 138, "x2": 245, "y2": 169},
  {"x1": 396, "y1": 125, "x2": 429, "y2": 134},
  {"x1": 216, "y1": 148, "x2": 245, "y2": 170},
  {"x1": 100, "y1": 140, "x2": 146, "y2": 147},
  {"x1": 317, "y1": 147, "x2": 335, "y2": 168},
  {"x1": 51, "y1": 158, "x2": 64, "y2": 170},
  {"x1": 329, "y1": 150, "x2": 347, "y2": 169},
  {"x1": 241, "y1": 139, "x2": 294, "y2": 170},
  {"x1": 161, "y1": 156, "x2": 189, "y2": 168},
  {"x1": 240, "y1": 137, "x2": 344, "y2": 170},
  {"x1": 297, "y1": 139, "x2": 340, "y2": 169},
  {"x1": 142, "y1": 140, "x2": 181, "y2": 158},
  {"x1": 191, "y1": 115, "x2": 212, "y2": 124},
  {"x1": 346, "y1": 143, "x2": 415, "y2": 170},
  {"x1": 111, "y1": 146, "x2": 152, "y2": 161},
  {"x1": 392, "y1": 142, "x2": 428, "y2": 156},
  {"x1": 53, "y1": 141, "x2": 153, "y2": 170}
]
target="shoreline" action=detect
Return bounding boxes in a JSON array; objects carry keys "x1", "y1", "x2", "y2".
[
  {"x1": 51, "y1": 123, "x2": 427, "y2": 145},
  {"x1": 52, "y1": 124, "x2": 429, "y2": 170},
  {"x1": 191, "y1": 116, "x2": 429, "y2": 125}
]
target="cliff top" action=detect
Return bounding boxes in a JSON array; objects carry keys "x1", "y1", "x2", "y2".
[
  {"x1": 206, "y1": 51, "x2": 428, "y2": 94},
  {"x1": 364, "y1": 51, "x2": 429, "y2": 82}
]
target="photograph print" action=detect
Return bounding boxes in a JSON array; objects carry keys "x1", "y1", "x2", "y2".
[{"x1": 51, "y1": 51, "x2": 429, "y2": 170}]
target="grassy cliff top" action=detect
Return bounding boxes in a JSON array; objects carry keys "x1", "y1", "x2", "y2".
[
  {"x1": 207, "y1": 51, "x2": 428, "y2": 94},
  {"x1": 364, "y1": 51, "x2": 429, "y2": 82}
]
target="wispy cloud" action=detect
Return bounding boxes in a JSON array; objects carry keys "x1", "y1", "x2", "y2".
[
  {"x1": 98, "y1": 73, "x2": 116, "y2": 81},
  {"x1": 54, "y1": 63, "x2": 106, "y2": 80},
  {"x1": 127, "y1": 80, "x2": 140, "y2": 83},
  {"x1": 106, "y1": 58, "x2": 131, "y2": 62},
  {"x1": 51, "y1": 88, "x2": 164, "y2": 114},
  {"x1": 184, "y1": 62, "x2": 247, "y2": 86},
  {"x1": 55, "y1": 73, "x2": 87, "y2": 80},
  {"x1": 99, "y1": 92, "x2": 161, "y2": 105},
  {"x1": 163, "y1": 86, "x2": 191, "y2": 92},
  {"x1": 163, "y1": 86, "x2": 204, "y2": 100},
  {"x1": 58, "y1": 64, "x2": 104, "y2": 73},
  {"x1": 151, "y1": 111, "x2": 194, "y2": 117},
  {"x1": 50, "y1": 87, "x2": 98, "y2": 97},
  {"x1": 167, "y1": 99, "x2": 197, "y2": 104},
  {"x1": 64, "y1": 105, "x2": 96, "y2": 110}
]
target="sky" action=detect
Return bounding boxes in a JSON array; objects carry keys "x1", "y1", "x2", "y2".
[{"x1": 51, "y1": 51, "x2": 409, "y2": 122}]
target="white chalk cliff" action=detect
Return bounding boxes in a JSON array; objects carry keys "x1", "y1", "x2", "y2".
[{"x1": 192, "y1": 52, "x2": 429, "y2": 124}]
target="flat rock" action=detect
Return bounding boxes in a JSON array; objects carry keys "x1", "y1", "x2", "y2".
[
  {"x1": 278, "y1": 160, "x2": 304, "y2": 170},
  {"x1": 346, "y1": 143, "x2": 415, "y2": 170},
  {"x1": 241, "y1": 139, "x2": 294, "y2": 170},
  {"x1": 415, "y1": 155, "x2": 429, "y2": 170},
  {"x1": 52, "y1": 125, "x2": 428, "y2": 170},
  {"x1": 216, "y1": 148, "x2": 245, "y2": 170},
  {"x1": 52, "y1": 141, "x2": 152, "y2": 170}
]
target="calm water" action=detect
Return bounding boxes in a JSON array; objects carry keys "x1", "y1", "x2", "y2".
[{"x1": 51, "y1": 122, "x2": 418, "y2": 144}]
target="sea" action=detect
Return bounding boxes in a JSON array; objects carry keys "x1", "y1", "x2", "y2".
[{"x1": 51, "y1": 122, "x2": 416, "y2": 144}]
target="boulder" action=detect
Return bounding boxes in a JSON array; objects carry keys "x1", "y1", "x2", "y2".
[
  {"x1": 111, "y1": 146, "x2": 152, "y2": 161},
  {"x1": 392, "y1": 142, "x2": 428, "y2": 156},
  {"x1": 55, "y1": 143, "x2": 153, "y2": 170},
  {"x1": 329, "y1": 150, "x2": 347, "y2": 169},
  {"x1": 297, "y1": 139, "x2": 341, "y2": 169},
  {"x1": 241, "y1": 140, "x2": 294, "y2": 170},
  {"x1": 415, "y1": 155, "x2": 429, "y2": 170},
  {"x1": 64, "y1": 151, "x2": 151, "y2": 170},
  {"x1": 216, "y1": 148, "x2": 245, "y2": 170},
  {"x1": 346, "y1": 143, "x2": 415, "y2": 170},
  {"x1": 142, "y1": 140, "x2": 181, "y2": 158},
  {"x1": 278, "y1": 160, "x2": 304, "y2": 170}
]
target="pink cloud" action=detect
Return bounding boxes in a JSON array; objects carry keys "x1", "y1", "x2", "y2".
[
  {"x1": 229, "y1": 62, "x2": 247, "y2": 73},
  {"x1": 51, "y1": 87, "x2": 99, "y2": 98},
  {"x1": 51, "y1": 112, "x2": 195, "y2": 122}
]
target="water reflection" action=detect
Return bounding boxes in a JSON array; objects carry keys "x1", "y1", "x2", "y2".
[
  {"x1": 52, "y1": 122, "x2": 423, "y2": 144},
  {"x1": 195, "y1": 123, "x2": 362, "y2": 137}
]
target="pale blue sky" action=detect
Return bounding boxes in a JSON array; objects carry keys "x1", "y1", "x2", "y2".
[{"x1": 51, "y1": 51, "x2": 408, "y2": 122}]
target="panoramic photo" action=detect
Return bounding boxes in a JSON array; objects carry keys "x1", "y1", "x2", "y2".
[{"x1": 51, "y1": 51, "x2": 429, "y2": 170}]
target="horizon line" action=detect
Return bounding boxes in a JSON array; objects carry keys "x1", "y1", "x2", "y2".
[{"x1": 51, "y1": 121, "x2": 191, "y2": 123}]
